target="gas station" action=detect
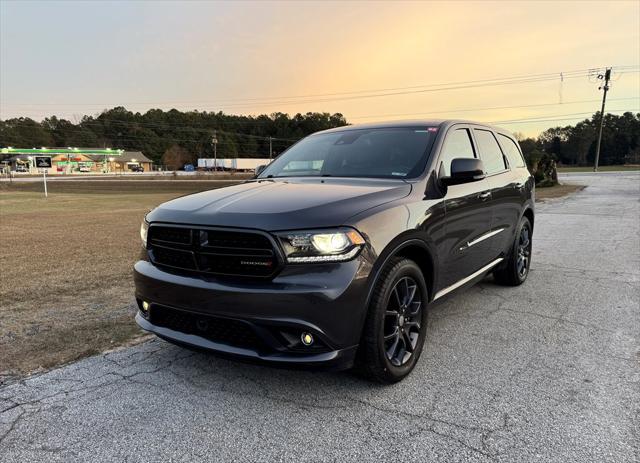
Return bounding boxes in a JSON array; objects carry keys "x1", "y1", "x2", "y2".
[{"x1": 0, "y1": 147, "x2": 153, "y2": 174}]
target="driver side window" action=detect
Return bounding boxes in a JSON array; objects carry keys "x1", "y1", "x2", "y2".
[{"x1": 439, "y1": 128, "x2": 476, "y2": 176}]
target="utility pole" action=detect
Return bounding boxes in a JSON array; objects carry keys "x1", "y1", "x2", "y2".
[
  {"x1": 269, "y1": 137, "x2": 273, "y2": 161},
  {"x1": 593, "y1": 68, "x2": 611, "y2": 172},
  {"x1": 212, "y1": 131, "x2": 218, "y2": 172}
]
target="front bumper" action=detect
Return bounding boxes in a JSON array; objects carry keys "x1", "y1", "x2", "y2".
[
  {"x1": 135, "y1": 313, "x2": 358, "y2": 370},
  {"x1": 133, "y1": 256, "x2": 373, "y2": 370}
]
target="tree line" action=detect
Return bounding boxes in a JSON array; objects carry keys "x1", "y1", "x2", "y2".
[
  {"x1": 0, "y1": 107, "x2": 348, "y2": 166},
  {"x1": 516, "y1": 111, "x2": 640, "y2": 168},
  {"x1": 1, "y1": 108, "x2": 638, "y2": 168}
]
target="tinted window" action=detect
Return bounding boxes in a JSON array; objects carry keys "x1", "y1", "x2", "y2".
[
  {"x1": 439, "y1": 128, "x2": 475, "y2": 176},
  {"x1": 474, "y1": 129, "x2": 506, "y2": 174},
  {"x1": 259, "y1": 127, "x2": 437, "y2": 179},
  {"x1": 497, "y1": 134, "x2": 526, "y2": 168}
]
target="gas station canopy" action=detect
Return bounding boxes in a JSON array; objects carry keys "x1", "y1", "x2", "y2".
[{"x1": 0, "y1": 147, "x2": 124, "y2": 156}]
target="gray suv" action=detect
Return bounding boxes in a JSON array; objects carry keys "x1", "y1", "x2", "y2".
[{"x1": 134, "y1": 120, "x2": 534, "y2": 383}]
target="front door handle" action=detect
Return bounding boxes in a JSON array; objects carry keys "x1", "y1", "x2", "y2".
[{"x1": 478, "y1": 191, "x2": 491, "y2": 201}]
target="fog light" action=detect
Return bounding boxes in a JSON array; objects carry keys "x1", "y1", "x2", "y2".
[
  {"x1": 141, "y1": 301, "x2": 150, "y2": 313},
  {"x1": 301, "y1": 332, "x2": 314, "y2": 346}
]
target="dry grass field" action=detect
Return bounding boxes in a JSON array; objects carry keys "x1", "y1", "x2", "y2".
[
  {"x1": 535, "y1": 183, "x2": 584, "y2": 200},
  {"x1": 0, "y1": 180, "x2": 239, "y2": 380},
  {"x1": 0, "y1": 179, "x2": 582, "y2": 380}
]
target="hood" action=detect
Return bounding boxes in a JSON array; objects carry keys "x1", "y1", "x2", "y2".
[{"x1": 146, "y1": 177, "x2": 412, "y2": 230}]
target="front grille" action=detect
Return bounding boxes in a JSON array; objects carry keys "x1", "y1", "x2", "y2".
[
  {"x1": 150, "y1": 305, "x2": 264, "y2": 351},
  {"x1": 151, "y1": 226, "x2": 192, "y2": 245},
  {"x1": 151, "y1": 245, "x2": 197, "y2": 270},
  {"x1": 147, "y1": 225, "x2": 278, "y2": 278}
]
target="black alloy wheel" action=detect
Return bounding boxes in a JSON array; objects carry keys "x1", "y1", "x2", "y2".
[
  {"x1": 383, "y1": 276, "x2": 423, "y2": 366},
  {"x1": 516, "y1": 223, "x2": 532, "y2": 279},
  {"x1": 356, "y1": 257, "x2": 429, "y2": 383},
  {"x1": 494, "y1": 216, "x2": 533, "y2": 286}
]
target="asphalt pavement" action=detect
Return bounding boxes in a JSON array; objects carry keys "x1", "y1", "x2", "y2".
[{"x1": 1, "y1": 172, "x2": 638, "y2": 462}]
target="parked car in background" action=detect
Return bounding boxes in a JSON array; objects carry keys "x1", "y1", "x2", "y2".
[
  {"x1": 134, "y1": 120, "x2": 535, "y2": 383},
  {"x1": 15, "y1": 165, "x2": 28, "y2": 173},
  {"x1": 78, "y1": 165, "x2": 91, "y2": 173},
  {"x1": 130, "y1": 165, "x2": 144, "y2": 172}
]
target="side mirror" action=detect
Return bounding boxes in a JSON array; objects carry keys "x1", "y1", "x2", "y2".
[
  {"x1": 441, "y1": 158, "x2": 486, "y2": 186},
  {"x1": 254, "y1": 164, "x2": 267, "y2": 177}
]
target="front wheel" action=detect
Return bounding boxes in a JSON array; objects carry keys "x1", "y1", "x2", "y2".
[
  {"x1": 494, "y1": 216, "x2": 533, "y2": 286},
  {"x1": 356, "y1": 257, "x2": 428, "y2": 383}
]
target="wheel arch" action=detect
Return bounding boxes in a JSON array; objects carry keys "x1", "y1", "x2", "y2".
[
  {"x1": 364, "y1": 234, "x2": 438, "y2": 310},
  {"x1": 354, "y1": 234, "x2": 438, "y2": 366},
  {"x1": 523, "y1": 206, "x2": 535, "y2": 230}
]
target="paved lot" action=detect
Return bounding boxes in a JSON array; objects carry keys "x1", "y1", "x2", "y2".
[{"x1": 1, "y1": 173, "x2": 638, "y2": 462}]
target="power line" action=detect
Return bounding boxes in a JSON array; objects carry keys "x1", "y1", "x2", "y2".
[
  {"x1": 493, "y1": 111, "x2": 611, "y2": 123},
  {"x1": 0, "y1": 73, "x2": 593, "y2": 111},
  {"x1": 3, "y1": 96, "x2": 637, "y2": 132},
  {"x1": 4, "y1": 67, "x2": 637, "y2": 113},
  {"x1": 0, "y1": 66, "x2": 615, "y2": 107},
  {"x1": 2, "y1": 61, "x2": 638, "y2": 148},
  {"x1": 3, "y1": 69, "x2": 637, "y2": 123},
  {"x1": 491, "y1": 108, "x2": 636, "y2": 125},
  {"x1": 348, "y1": 97, "x2": 638, "y2": 120}
]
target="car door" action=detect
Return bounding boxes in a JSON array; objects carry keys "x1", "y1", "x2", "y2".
[
  {"x1": 491, "y1": 132, "x2": 530, "y2": 254},
  {"x1": 472, "y1": 128, "x2": 518, "y2": 257},
  {"x1": 436, "y1": 126, "x2": 495, "y2": 289}
]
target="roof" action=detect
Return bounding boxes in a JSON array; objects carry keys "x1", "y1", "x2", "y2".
[
  {"x1": 315, "y1": 119, "x2": 512, "y2": 136},
  {"x1": 4, "y1": 151, "x2": 152, "y2": 163},
  {"x1": 86, "y1": 151, "x2": 153, "y2": 163},
  {"x1": 0, "y1": 147, "x2": 124, "y2": 156},
  {"x1": 6, "y1": 155, "x2": 28, "y2": 161}
]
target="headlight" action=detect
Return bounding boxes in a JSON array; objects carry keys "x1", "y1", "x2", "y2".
[
  {"x1": 140, "y1": 220, "x2": 149, "y2": 248},
  {"x1": 275, "y1": 228, "x2": 365, "y2": 263}
]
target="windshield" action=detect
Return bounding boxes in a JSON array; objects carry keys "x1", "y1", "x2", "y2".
[{"x1": 259, "y1": 127, "x2": 438, "y2": 179}]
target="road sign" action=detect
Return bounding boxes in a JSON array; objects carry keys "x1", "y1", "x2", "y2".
[{"x1": 34, "y1": 156, "x2": 52, "y2": 168}]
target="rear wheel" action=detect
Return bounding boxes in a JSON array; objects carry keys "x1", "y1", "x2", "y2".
[
  {"x1": 494, "y1": 216, "x2": 533, "y2": 286},
  {"x1": 356, "y1": 258, "x2": 428, "y2": 383}
]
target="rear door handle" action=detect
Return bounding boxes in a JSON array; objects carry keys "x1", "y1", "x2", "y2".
[{"x1": 478, "y1": 191, "x2": 491, "y2": 200}]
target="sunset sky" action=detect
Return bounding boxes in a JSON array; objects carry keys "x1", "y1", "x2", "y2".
[{"x1": 1, "y1": 0, "x2": 639, "y2": 136}]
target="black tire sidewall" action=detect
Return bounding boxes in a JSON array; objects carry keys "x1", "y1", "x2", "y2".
[
  {"x1": 373, "y1": 259, "x2": 429, "y2": 380},
  {"x1": 513, "y1": 217, "x2": 532, "y2": 283}
]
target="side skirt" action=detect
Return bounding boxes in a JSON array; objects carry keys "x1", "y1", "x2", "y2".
[{"x1": 433, "y1": 257, "x2": 504, "y2": 301}]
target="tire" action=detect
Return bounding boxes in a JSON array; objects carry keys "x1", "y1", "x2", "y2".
[
  {"x1": 356, "y1": 257, "x2": 429, "y2": 384},
  {"x1": 493, "y1": 216, "x2": 533, "y2": 286}
]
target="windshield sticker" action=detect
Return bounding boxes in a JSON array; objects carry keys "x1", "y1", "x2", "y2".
[{"x1": 391, "y1": 172, "x2": 407, "y2": 176}]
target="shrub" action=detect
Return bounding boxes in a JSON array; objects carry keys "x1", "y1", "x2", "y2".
[{"x1": 534, "y1": 153, "x2": 559, "y2": 187}]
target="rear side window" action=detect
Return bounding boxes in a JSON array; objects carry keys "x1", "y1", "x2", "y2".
[
  {"x1": 474, "y1": 129, "x2": 507, "y2": 174},
  {"x1": 497, "y1": 134, "x2": 526, "y2": 168},
  {"x1": 439, "y1": 128, "x2": 475, "y2": 176}
]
